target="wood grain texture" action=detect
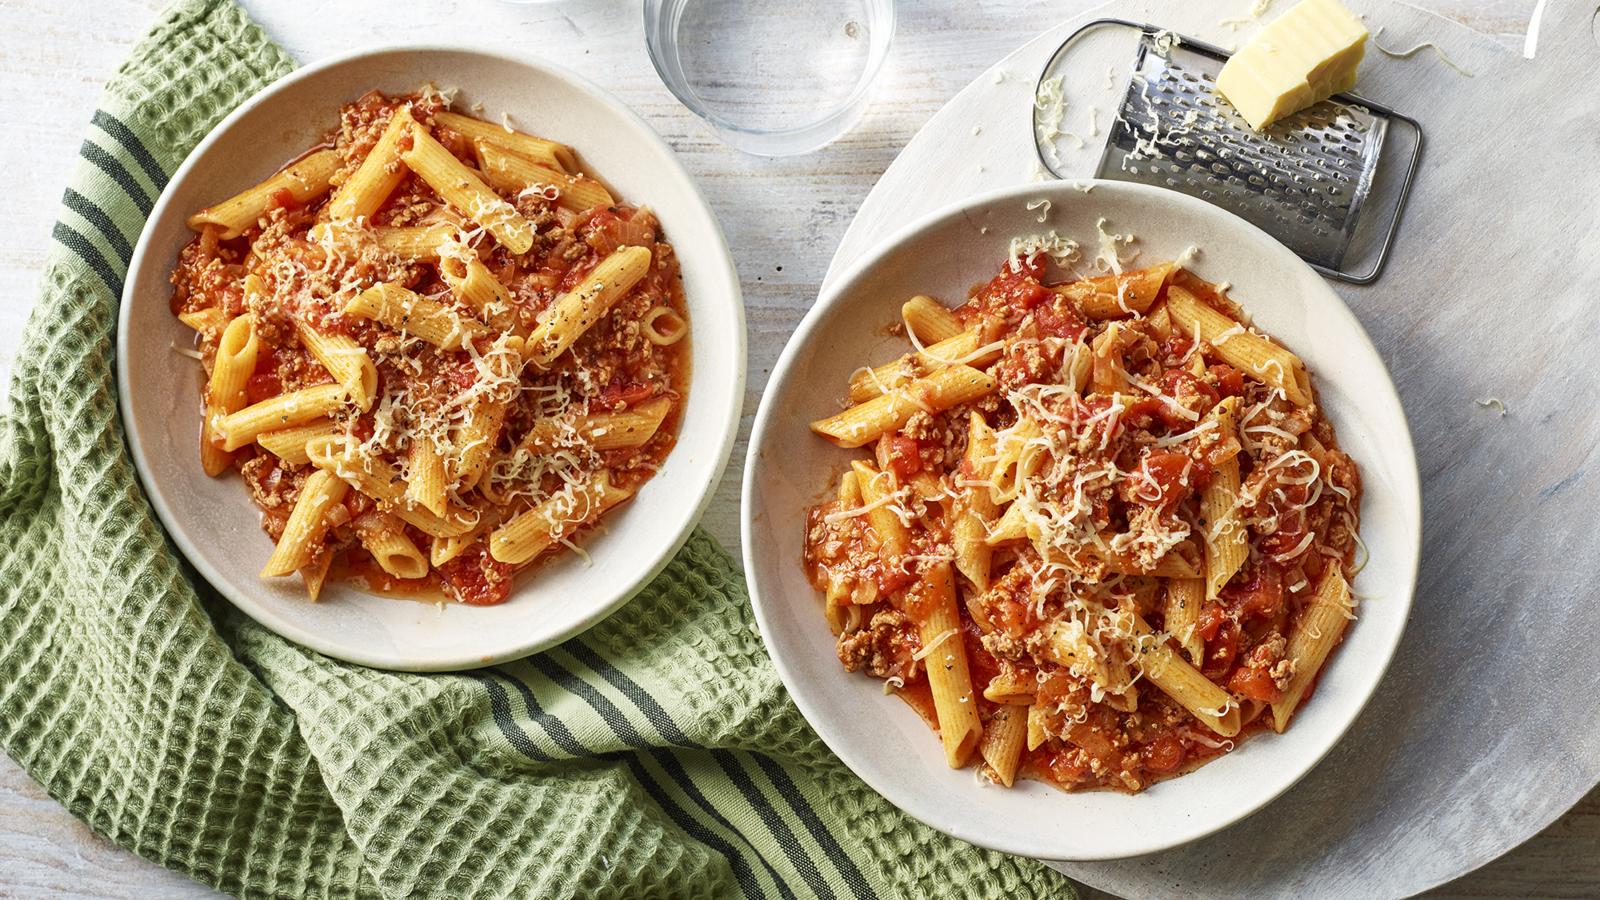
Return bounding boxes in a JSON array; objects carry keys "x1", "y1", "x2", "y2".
[{"x1": 0, "y1": 0, "x2": 1581, "y2": 896}]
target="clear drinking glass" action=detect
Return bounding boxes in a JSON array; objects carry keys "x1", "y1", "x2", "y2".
[{"x1": 644, "y1": 0, "x2": 895, "y2": 156}]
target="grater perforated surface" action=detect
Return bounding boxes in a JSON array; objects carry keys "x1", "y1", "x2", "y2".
[
  {"x1": 1033, "y1": 19, "x2": 1422, "y2": 283},
  {"x1": 1098, "y1": 33, "x2": 1387, "y2": 274}
]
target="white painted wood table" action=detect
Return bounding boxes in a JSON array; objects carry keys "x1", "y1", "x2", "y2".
[{"x1": 1, "y1": 0, "x2": 1591, "y2": 896}]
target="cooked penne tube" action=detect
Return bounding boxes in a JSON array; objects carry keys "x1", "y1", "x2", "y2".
[
  {"x1": 953, "y1": 412, "x2": 999, "y2": 590},
  {"x1": 216, "y1": 382, "x2": 348, "y2": 452},
  {"x1": 295, "y1": 320, "x2": 377, "y2": 410},
  {"x1": 452, "y1": 396, "x2": 510, "y2": 493},
  {"x1": 1098, "y1": 544, "x2": 1203, "y2": 579},
  {"x1": 1037, "y1": 619, "x2": 1137, "y2": 712},
  {"x1": 515, "y1": 397, "x2": 672, "y2": 454},
  {"x1": 984, "y1": 501, "x2": 1031, "y2": 546},
  {"x1": 1202, "y1": 398, "x2": 1247, "y2": 600},
  {"x1": 845, "y1": 331, "x2": 1001, "y2": 403},
  {"x1": 851, "y1": 460, "x2": 910, "y2": 561},
  {"x1": 344, "y1": 283, "x2": 487, "y2": 350},
  {"x1": 1130, "y1": 614, "x2": 1242, "y2": 737},
  {"x1": 913, "y1": 562, "x2": 983, "y2": 768},
  {"x1": 186, "y1": 149, "x2": 340, "y2": 239},
  {"x1": 488, "y1": 473, "x2": 634, "y2": 565},
  {"x1": 401, "y1": 123, "x2": 534, "y2": 254},
  {"x1": 438, "y1": 249, "x2": 517, "y2": 332},
  {"x1": 301, "y1": 549, "x2": 334, "y2": 602},
  {"x1": 977, "y1": 704, "x2": 1027, "y2": 787},
  {"x1": 1026, "y1": 703, "x2": 1049, "y2": 751},
  {"x1": 813, "y1": 365, "x2": 997, "y2": 449},
  {"x1": 1164, "y1": 578, "x2": 1206, "y2": 665},
  {"x1": 324, "y1": 105, "x2": 415, "y2": 222},
  {"x1": 475, "y1": 142, "x2": 614, "y2": 213},
  {"x1": 312, "y1": 220, "x2": 459, "y2": 262},
  {"x1": 304, "y1": 436, "x2": 476, "y2": 537},
  {"x1": 1271, "y1": 568, "x2": 1356, "y2": 732},
  {"x1": 640, "y1": 307, "x2": 687, "y2": 346},
  {"x1": 260, "y1": 469, "x2": 349, "y2": 577},
  {"x1": 433, "y1": 110, "x2": 578, "y2": 173},
  {"x1": 201, "y1": 313, "x2": 260, "y2": 475},
  {"x1": 355, "y1": 512, "x2": 429, "y2": 580},
  {"x1": 406, "y1": 439, "x2": 448, "y2": 517},
  {"x1": 524, "y1": 245, "x2": 653, "y2": 366},
  {"x1": 178, "y1": 307, "x2": 224, "y2": 333},
  {"x1": 822, "y1": 470, "x2": 863, "y2": 623},
  {"x1": 981, "y1": 669, "x2": 1036, "y2": 706},
  {"x1": 902, "y1": 295, "x2": 963, "y2": 344},
  {"x1": 255, "y1": 419, "x2": 341, "y2": 466},
  {"x1": 1056, "y1": 262, "x2": 1175, "y2": 319},
  {"x1": 1167, "y1": 285, "x2": 1311, "y2": 406}
]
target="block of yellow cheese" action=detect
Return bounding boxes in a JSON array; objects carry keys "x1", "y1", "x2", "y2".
[{"x1": 1214, "y1": 0, "x2": 1368, "y2": 130}]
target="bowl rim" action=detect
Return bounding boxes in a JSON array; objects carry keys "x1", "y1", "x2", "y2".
[
  {"x1": 117, "y1": 42, "x2": 746, "y2": 671},
  {"x1": 741, "y1": 178, "x2": 1421, "y2": 860}
]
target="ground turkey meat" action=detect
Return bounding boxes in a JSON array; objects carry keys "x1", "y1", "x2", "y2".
[{"x1": 836, "y1": 609, "x2": 920, "y2": 681}]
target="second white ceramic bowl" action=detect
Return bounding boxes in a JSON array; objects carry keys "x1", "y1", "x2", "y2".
[{"x1": 743, "y1": 180, "x2": 1420, "y2": 860}]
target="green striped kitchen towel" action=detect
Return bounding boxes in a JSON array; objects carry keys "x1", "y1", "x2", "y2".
[{"x1": 0, "y1": 1, "x2": 1076, "y2": 897}]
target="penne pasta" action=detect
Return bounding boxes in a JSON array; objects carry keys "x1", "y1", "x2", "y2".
[
  {"x1": 846, "y1": 331, "x2": 1000, "y2": 403},
  {"x1": 1164, "y1": 578, "x2": 1206, "y2": 665},
  {"x1": 1056, "y1": 262, "x2": 1175, "y2": 319},
  {"x1": 952, "y1": 412, "x2": 998, "y2": 590},
  {"x1": 304, "y1": 436, "x2": 476, "y2": 537},
  {"x1": 488, "y1": 473, "x2": 634, "y2": 565},
  {"x1": 187, "y1": 149, "x2": 340, "y2": 239},
  {"x1": 438, "y1": 249, "x2": 517, "y2": 332},
  {"x1": 982, "y1": 669, "x2": 1036, "y2": 706},
  {"x1": 343, "y1": 283, "x2": 487, "y2": 350},
  {"x1": 640, "y1": 307, "x2": 687, "y2": 346},
  {"x1": 178, "y1": 307, "x2": 224, "y2": 333},
  {"x1": 977, "y1": 705, "x2": 1027, "y2": 787},
  {"x1": 255, "y1": 419, "x2": 341, "y2": 466},
  {"x1": 813, "y1": 365, "x2": 997, "y2": 449},
  {"x1": 524, "y1": 245, "x2": 653, "y2": 366},
  {"x1": 169, "y1": 89, "x2": 692, "y2": 607},
  {"x1": 515, "y1": 397, "x2": 672, "y2": 455},
  {"x1": 475, "y1": 141, "x2": 614, "y2": 213},
  {"x1": 295, "y1": 320, "x2": 378, "y2": 411},
  {"x1": 406, "y1": 439, "x2": 448, "y2": 517},
  {"x1": 216, "y1": 382, "x2": 348, "y2": 452},
  {"x1": 324, "y1": 105, "x2": 415, "y2": 222},
  {"x1": 355, "y1": 512, "x2": 430, "y2": 580},
  {"x1": 851, "y1": 460, "x2": 910, "y2": 561},
  {"x1": 401, "y1": 122, "x2": 534, "y2": 254},
  {"x1": 901, "y1": 295, "x2": 963, "y2": 344},
  {"x1": 1201, "y1": 398, "x2": 1248, "y2": 600},
  {"x1": 433, "y1": 110, "x2": 578, "y2": 173},
  {"x1": 913, "y1": 562, "x2": 983, "y2": 768},
  {"x1": 201, "y1": 313, "x2": 260, "y2": 475},
  {"x1": 1167, "y1": 285, "x2": 1311, "y2": 406},
  {"x1": 1131, "y1": 614, "x2": 1242, "y2": 737},
  {"x1": 800, "y1": 253, "x2": 1361, "y2": 791},
  {"x1": 1271, "y1": 568, "x2": 1356, "y2": 732},
  {"x1": 260, "y1": 469, "x2": 349, "y2": 577}
]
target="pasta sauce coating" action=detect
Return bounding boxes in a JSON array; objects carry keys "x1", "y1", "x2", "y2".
[
  {"x1": 803, "y1": 257, "x2": 1361, "y2": 792},
  {"x1": 171, "y1": 89, "x2": 689, "y2": 605}
]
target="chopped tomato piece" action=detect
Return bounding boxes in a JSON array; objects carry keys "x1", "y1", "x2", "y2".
[
  {"x1": 887, "y1": 434, "x2": 922, "y2": 479},
  {"x1": 1224, "y1": 570, "x2": 1284, "y2": 621},
  {"x1": 1208, "y1": 364, "x2": 1245, "y2": 397},
  {"x1": 1228, "y1": 665, "x2": 1280, "y2": 702},
  {"x1": 1142, "y1": 733, "x2": 1186, "y2": 774}
]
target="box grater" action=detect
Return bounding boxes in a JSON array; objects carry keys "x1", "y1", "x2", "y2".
[{"x1": 1034, "y1": 19, "x2": 1423, "y2": 284}]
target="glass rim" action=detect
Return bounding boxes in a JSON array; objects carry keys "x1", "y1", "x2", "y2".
[{"x1": 642, "y1": 0, "x2": 896, "y2": 143}]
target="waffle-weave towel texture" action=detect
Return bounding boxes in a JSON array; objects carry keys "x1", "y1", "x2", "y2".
[{"x1": 0, "y1": 1, "x2": 1077, "y2": 897}]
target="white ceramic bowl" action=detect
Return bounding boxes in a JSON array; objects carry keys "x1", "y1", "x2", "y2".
[
  {"x1": 119, "y1": 46, "x2": 744, "y2": 671},
  {"x1": 742, "y1": 180, "x2": 1421, "y2": 860}
]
